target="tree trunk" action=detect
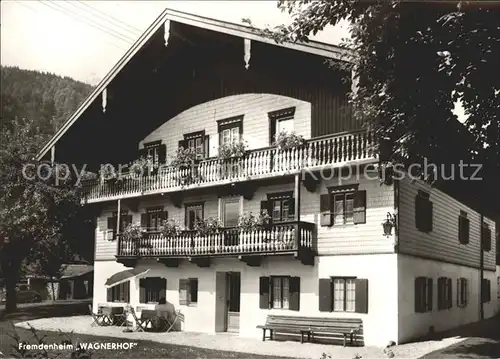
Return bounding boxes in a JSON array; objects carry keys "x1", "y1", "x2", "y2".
[
  {"x1": 4, "y1": 275, "x2": 17, "y2": 312},
  {"x1": 50, "y1": 281, "x2": 56, "y2": 301},
  {"x1": 0, "y1": 246, "x2": 22, "y2": 313}
]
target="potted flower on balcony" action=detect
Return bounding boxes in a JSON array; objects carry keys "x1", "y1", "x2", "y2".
[
  {"x1": 238, "y1": 211, "x2": 271, "y2": 232},
  {"x1": 273, "y1": 131, "x2": 305, "y2": 151},
  {"x1": 194, "y1": 217, "x2": 223, "y2": 237},
  {"x1": 171, "y1": 147, "x2": 198, "y2": 186},
  {"x1": 159, "y1": 219, "x2": 182, "y2": 239},
  {"x1": 217, "y1": 140, "x2": 247, "y2": 160},
  {"x1": 129, "y1": 154, "x2": 156, "y2": 178},
  {"x1": 121, "y1": 223, "x2": 146, "y2": 254},
  {"x1": 100, "y1": 164, "x2": 125, "y2": 187}
]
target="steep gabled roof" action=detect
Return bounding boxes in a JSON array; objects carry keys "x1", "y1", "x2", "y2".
[{"x1": 36, "y1": 8, "x2": 350, "y2": 161}]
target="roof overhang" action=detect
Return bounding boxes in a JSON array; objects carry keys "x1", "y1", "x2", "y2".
[{"x1": 36, "y1": 8, "x2": 352, "y2": 161}]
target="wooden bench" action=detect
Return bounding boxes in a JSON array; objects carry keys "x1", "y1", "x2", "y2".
[{"x1": 257, "y1": 315, "x2": 363, "y2": 347}]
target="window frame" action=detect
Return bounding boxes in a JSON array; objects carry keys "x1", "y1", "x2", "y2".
[
  {"x1": 143, "y1": 140, "x2": 162, "y2": 166},
  {"x1": 185, "y1": 202, "x2": 204, "y2": 230},
  {"x1": 109, "y1": 282, "x2": 130, "y2": 303},
  {"x1": 267, "y1": 192, "x2": 295, "y2": 223},
  {"x1": 146, "y1": 207, "x2": 164, "y2": 232},
  {"x1": 179, "y1": 278, "x2": 199, "y2": 306},
  {"x1": 218, "y1": 115, "x2": 243, "y2": 147},
  {"x1": 457, "y1": 277, "x2": 468, "y2": 308},
  {"x1": 270, "y1": 276, "x2": 290, "y2": 310},
  {"x1": 437, "y1": 277, "x2": 452, "y2": 310},
  {"x1": 182, "y1": 130, "x2": 206, "y2": 160},
  {"x1": 415, "y1": 277, "x2": 433, "y2": 313},
  {"x1": 268, "y1": 107, "x2": 296, "y2": 145},
  {"x1": 331, "y1": 277, "x2": 357, "y2": 313},
  {"x1": 140, "y1": 277, "x2": 166, "y2": 304},
  {"x1": 323, "y1": 184, "x2": 365, "y2": 226}
]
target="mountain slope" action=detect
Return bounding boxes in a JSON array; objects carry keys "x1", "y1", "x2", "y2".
[{"x1": 0, "y1": 66, "x2": 93, "y2": 135}]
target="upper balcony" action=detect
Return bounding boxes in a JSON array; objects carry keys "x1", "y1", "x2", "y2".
[{"x1": 81, "y1": 130, "x2": 375, "y2": 203}]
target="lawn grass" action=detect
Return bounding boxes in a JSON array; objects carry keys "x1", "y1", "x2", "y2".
[{"x1": 0, "y1": 302, "x2": 296, "y2": 359}]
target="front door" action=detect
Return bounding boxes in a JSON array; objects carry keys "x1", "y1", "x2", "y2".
[{"x1": 226, "y1": 272, "x2": 241, "y2": 333}]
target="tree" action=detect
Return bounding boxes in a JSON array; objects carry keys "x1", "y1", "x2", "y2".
[
  {"x1": 0, "y1": 117, "x2": 82, "y2": 312},
  {"x1": 256, "y1": 1, "x2": 499, "y2": 216}
]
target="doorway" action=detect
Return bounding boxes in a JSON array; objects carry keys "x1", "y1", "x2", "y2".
[{"x1": 226, "y1": 272, "x2": 241, "y2": 333}]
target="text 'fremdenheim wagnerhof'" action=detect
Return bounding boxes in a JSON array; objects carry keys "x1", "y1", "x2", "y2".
[{"x1": 18, "y1": 342, "x2": 138, "y2": 351}]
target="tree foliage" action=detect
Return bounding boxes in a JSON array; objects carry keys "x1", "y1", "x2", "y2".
[
  {"x1": 0, "y1": 70, "x2": 91, "y2": 311},
  {"x1": 265, "y1": 0, "x2": 499, "y2": 216},
  {"x1": 1, "y1": 66, "x2": 93, "y2": 134}
]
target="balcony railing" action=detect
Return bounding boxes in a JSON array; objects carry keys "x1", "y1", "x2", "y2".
[
  {"x1": 82, "y1": 130, "x2": 374, "y2": 202},
  {"x1": 117, "y1": 221, "x2": 315, "y2": 258}
]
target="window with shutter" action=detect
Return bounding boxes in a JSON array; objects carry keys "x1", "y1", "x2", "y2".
[
  {"x1": 259, "y1": 277, "x2": 270, "y2": 309},
  {"x1": 320, "y1": 194, "x2": 332, "y2": 226},
  {"x1": 482, "y1": 223, "x2": 491, "y2": 252},
  {"x1": 185, "y1": 203, "x2": 204, "y2": 230},
  {"x1": 109, "y1": 282, "x2": 130, "y2": 303},
  {"x1": 331, "y1": 277, "x2": 357, "y2": 312},
  {"x1": 179, "y1": 279, "x2": 189, "y2": 305},
  {"x1": 458, "y1": 211, "x2": 470, "y2": 245},
  {"x1": 143, "y1": 140, "x2": 163, "y2": 169},
  {"x1": 438, "y1": 277, "x2": 452, "y2": 310},
  {"x1": 323, "y1": 185, "x2": 363, "y2": 226},
  {"x1": 218, "y1": 115, "x2": 243, "y2": 147},
  {"x1": 415, "y1": 191, "x2": 433, "y2": 233},
  {"x1": 183, "y1": 131, "x2": 206, "y2": 159},
  {"x1": 268, "y1": 107, "x2": 296, "y2": 145},
  {"x1": 457, "y1": 278, "x2": 468, "y2": 308},
  {"x1": 270, "y1": 276, "x2": 291, "y2": 309},
  {"x1": 266, "y1": 192, "x2": 295, "y2": 223},
  {"x1": 415, "y1": 277, "x2": 433, "y2": 313},
  {"x1": 140, "y1": 277, "x2": 166, "y2": 304},
  {"x1": 145, "y1": 207, "x2": 166, "y2": 232}
]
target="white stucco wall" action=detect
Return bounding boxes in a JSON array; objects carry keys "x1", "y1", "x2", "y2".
[
  {"x1": 94, "y1": 253, "x2": 398, "y2": 347},
  {"x1": 397, "y1": 254, "x2": 498, "y2": 344}
]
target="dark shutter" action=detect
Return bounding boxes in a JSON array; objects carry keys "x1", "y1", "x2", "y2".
[
  {"x1": 204, "y1": 135, "x2": 210, "y2": 158},
  {"x1": 447, "y1": 278, "x2": 452, "y2": 309},
  {"x1": 269, "y1": 118, "x2": 276, "y2": 145},
  {"x1": 289, "y1": 277, "x2": 300, "y2": 311},
  {"x1": 320, "y1": 194, "x2": 332, "y2": 227},
  {"x1": 179, "y1": 279, "x2": 189, "y2": 305},
  {"x1": 138, "y1": 148, "x2": 147, "y2": 159},
  {"x1": 415, "y1": 195, "x2": 424, "y2": 231},
  {"x1": 161, "y1": 211, "x2": 168, "y2": 225},
  {"x1": 414, "y1": 277, "x2": 422, "y2": 313},
  {"x1": 459, "y1": 216, "x2": 470, "y2": 244},
  {"x1": 287, "y1": 198, "x2": 295, "y2": 220},
  {"x1": 318, "y1": 278, "x2": 332, "y2": 312},
  {"x1": 159, "y1": 278, "x2": 166, "y2": 300},
  {"x1": 124, "y1": 281, "x2": 130, "y2": 303},
  {"x1": 353, "y1": 190, "x2": 367, "y2": 224},
  {"x1": 427, "y1": 278, "x2": 433, "y2": 311},
  {"x1": 158, "y1": 144, "x2": 167, "y2": 164},
  {"x1": 482, "y1": 226, "x2": 491, "y2": 252},
  {"x1": 437, "y1": 277, "x2": 443, "y2": 310},
  {"x1": 107, "y1": 216, "x2": 116, "y2": 240},
  {"x1": 107, "y1": 287, "x2": 112, "y2": 302},
  {"x1": 426, "y1": 201, "x2": 433, "y2": 232},
  {"x1": 354, "y1": 278, "x2": 369, "y2": 313},
  {"x1": 178, "y1": 140, "x2": 186, "y2": 149},
  {"x1": 139, "y1": 278, "x2": 146, "y2": 303},
  {"x1": 141, "y1": 213, "x2": 148, "y2": 230},
  {"x1": 259, "y1": 277, "x2": 270, "y2": 309},
  {"x1": 456, "y1": 278, "x2": 460, "y2": 307}
]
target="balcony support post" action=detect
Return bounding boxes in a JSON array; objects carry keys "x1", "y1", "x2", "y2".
[
  {"x1": 115, "y1": 199, "x2": 121, "y2": 255},
  {"x1": 294, "y1": 174, "x2": 301, "y2": 222}
]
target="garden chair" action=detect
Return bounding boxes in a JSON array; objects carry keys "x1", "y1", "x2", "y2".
[
  {"x1": 129, "y1": 307, "x2": 148, "y2": 332},
  {"x1": 88, "y1": 304, "x2": 106, "y2": 327}
]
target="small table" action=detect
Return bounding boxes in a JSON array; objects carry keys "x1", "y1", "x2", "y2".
[{"x1": 100, "y1": 306, "x2": 124, "y2": 326}]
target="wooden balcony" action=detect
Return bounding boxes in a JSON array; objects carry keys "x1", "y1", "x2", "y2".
[
  {"x1": 82, "y1": 130, "x2": 374, "y2": 203},
  {"x1": 116, "y1": 221, "x2": 316, "y2": 267}
]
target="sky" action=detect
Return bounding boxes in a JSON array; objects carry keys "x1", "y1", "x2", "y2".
[
  {"x1": 1, "y1": 1, "x2": 350, "y2": 85},
  {"x1": 0, "y1": 0, "x2": 464, "y2": 120}
]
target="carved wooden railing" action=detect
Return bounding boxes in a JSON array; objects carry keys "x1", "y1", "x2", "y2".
[
  {"x1": 117, "y1": 221, "x2": 315, "y2": 258},
  {"x1": 82, "y1": 130, "x2": 374, "y2": 202}
]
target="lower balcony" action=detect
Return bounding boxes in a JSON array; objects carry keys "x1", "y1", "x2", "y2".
[{"x1": 116, "y1": 221, "x2": 316, "y2": 267}]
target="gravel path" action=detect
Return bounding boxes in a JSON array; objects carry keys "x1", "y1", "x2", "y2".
[{"x1": 15, "y1": 316, "x2": 465, "y2": 359}]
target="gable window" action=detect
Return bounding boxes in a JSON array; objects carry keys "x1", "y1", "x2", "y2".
[
  {"x1": 107, "y1": 211, "x2": 132, "y2": 240},
  {"x1": 141, "y1": 207, "x2": 167, "y2": 232},
  {"x1": 318, "y1": 277, "x2": 368, "y2": 313},
  {"x1": 259, "y1": 276, "x2": 300, "y2": 311},
  {"x1": 415, "y1": 277, "x2": 433, "y2": 313},
  {"x1": 179, "y1": 131, "x2": 209, "y2": 159},
  {"x1": 482, "y1": 223, "x2": 492, "y2": 252},
  {"x1": 106, "y1": 282, "x2": 130, "y2": 303},
  {"x1": 458, "y1": 211, "x2": 470, "y2": 245},
  {"x1": 482, "y1": 278, "x2": 491, "y2": 303},
  {"x1": 261, "y1": 192, "x2": 295, "y2": 223},
  {"x1": 185, "y1": 203, "x2": 204, "y2": 230},
  {"x1": 269, "y1": 107, "x2": 296, "y2": 144},
  {"x1": 437, "y1": 277, "x2": 452, "y2": 310},
  {"x1": 415, "y1": 190, "x2": 433, "y2": 233},
  {"x1": 320, "y1": 185, "x2": 366, "y2": 226},
  {"x1": 457, "y1": 278, "x2": 468, "y2": 308},
  {"x1": 139, "y1": 277, "x2": 166, "y2": 304},
  {"x1": 218, "y1": 115, "x2": 243, "y2": 146},
  {"x1": 179, "y1": 278, "x2": 198, "y2": 305}
]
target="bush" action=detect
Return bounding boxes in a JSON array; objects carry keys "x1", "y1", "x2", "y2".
[
  {"x1": 194, "y1": 217, "x2": 223, "y2": 236},
  {"x1": 159, "y1": 219, "x2": 183, "y2": 238},
  {"x1": 273, "y1": 131, "x2": 305, "y2": 151},
  {"x1": 217, "y1": 141, "x2": 247, "y2": 160},
  {"x1": 121, "y1": 223, "x2": 146, "y2": 242},
  {"x1": 238, "y1": 211, "x2": 271, "y2": 231}
]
